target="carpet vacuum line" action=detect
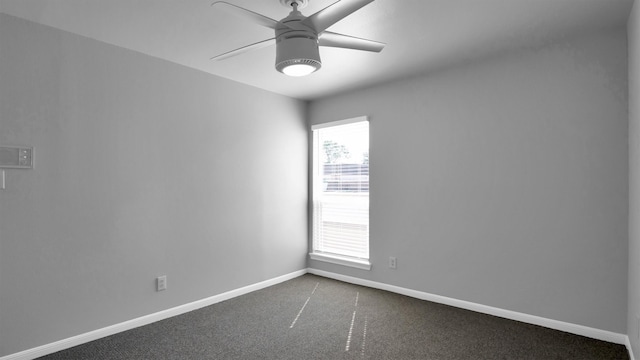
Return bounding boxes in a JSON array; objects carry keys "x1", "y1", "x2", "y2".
[
  {"x1": 289, "y1": 282, "x2": 319, "y2": 329},
  {"x1": 360, "y1": 316, "x2": 368, "y2": 358},
  {"x1": 345, "y1": 291, "x2": 360, "y2": 352}
]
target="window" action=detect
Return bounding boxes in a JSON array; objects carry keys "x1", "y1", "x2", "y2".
[{"x1": 311, "y1": 117, "x2": 370, "y2": 270}]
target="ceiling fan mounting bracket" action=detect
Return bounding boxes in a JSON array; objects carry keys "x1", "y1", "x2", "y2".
[{"x1": 279, "y1": 0, "x2": 309, "y2": 10}]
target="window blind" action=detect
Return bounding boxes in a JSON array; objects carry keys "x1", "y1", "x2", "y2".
[{"x1": 312, "y1": 119, "x2": 369, "y2": 260}]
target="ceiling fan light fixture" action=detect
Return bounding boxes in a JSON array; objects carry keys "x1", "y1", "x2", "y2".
[
  {"x1": 211, "y1": 0, "x2": 385, "y2": 77},
  {"x1": 275, "y1": 36, "x2": 321, "y2": 77}
]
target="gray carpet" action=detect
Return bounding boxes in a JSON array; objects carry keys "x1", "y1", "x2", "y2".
[{"x1": 37, "y1": 274, "x2": 629, "y2": 359}]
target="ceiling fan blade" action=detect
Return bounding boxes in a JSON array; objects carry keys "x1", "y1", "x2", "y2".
[
  {"x1": 319, "y1": 31, "x2": 385, "y2": 52},
  {"x1": 211, "y1": 38, "x2": 276, "y2": 61},
  {"x1": 211, "y1": 1, "x2": 279, "y2": 29},
  {"x1": 302, "y1": 0, "x2": 375, "y2": 33}
]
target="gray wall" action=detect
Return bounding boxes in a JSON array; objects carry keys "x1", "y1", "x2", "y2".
[
  {"x1": 0, "y1": 14, "x2": 308, "y2": 357},
  {"x1": 629, "y1": 0, "x2": 640, "y2": 355},
  {"x1": 309, "y1": 28, "x2": 628, "y2": 334}
]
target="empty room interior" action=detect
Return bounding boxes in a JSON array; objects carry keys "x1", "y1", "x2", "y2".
[{"x1": 1, "y1": 0, "x2": 640, "y2": 358}]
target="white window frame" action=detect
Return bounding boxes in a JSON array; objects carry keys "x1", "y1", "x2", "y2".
[{"x1": 310, "y1": 116, "x2": 371, "y2": 271}]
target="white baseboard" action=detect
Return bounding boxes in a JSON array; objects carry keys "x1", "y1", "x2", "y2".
[
  {"x1": 627, "y1": 336, "x2": 637, "y2": 360},
  {"x1": 3, "y1": 268, "x2": 632, "y2": 360},
  {"x1": 0, "y1": 269, "x2": 307, "y2": 360},
  {"x1": 307, "y1": 268, "x2": 628, "y2": 346}
]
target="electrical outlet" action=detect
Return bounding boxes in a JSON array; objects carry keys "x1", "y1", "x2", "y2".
[
  {"x1": 157, "y1": 275, "x2": 167, "y2": 291},
  {"x1": 389, "y1": 256, "x2": 397, "y2": 269}
]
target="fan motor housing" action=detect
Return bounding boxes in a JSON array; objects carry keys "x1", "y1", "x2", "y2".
[{"x1": 275, "y1": 35, "x2": 321, "y2": 74}]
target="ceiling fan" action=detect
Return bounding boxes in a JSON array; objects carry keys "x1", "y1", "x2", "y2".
[{"x1": 211, "y1": 0, "x2": 385, "y2": 77}]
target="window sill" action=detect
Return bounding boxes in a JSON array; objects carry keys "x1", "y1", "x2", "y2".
[{"x1": 309, "y1": 252, "x2": 371, "y2": 271}]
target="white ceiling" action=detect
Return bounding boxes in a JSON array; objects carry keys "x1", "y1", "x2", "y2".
[{"x1": 0, "y1": 0, "x2": 634, "y2": 100}]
